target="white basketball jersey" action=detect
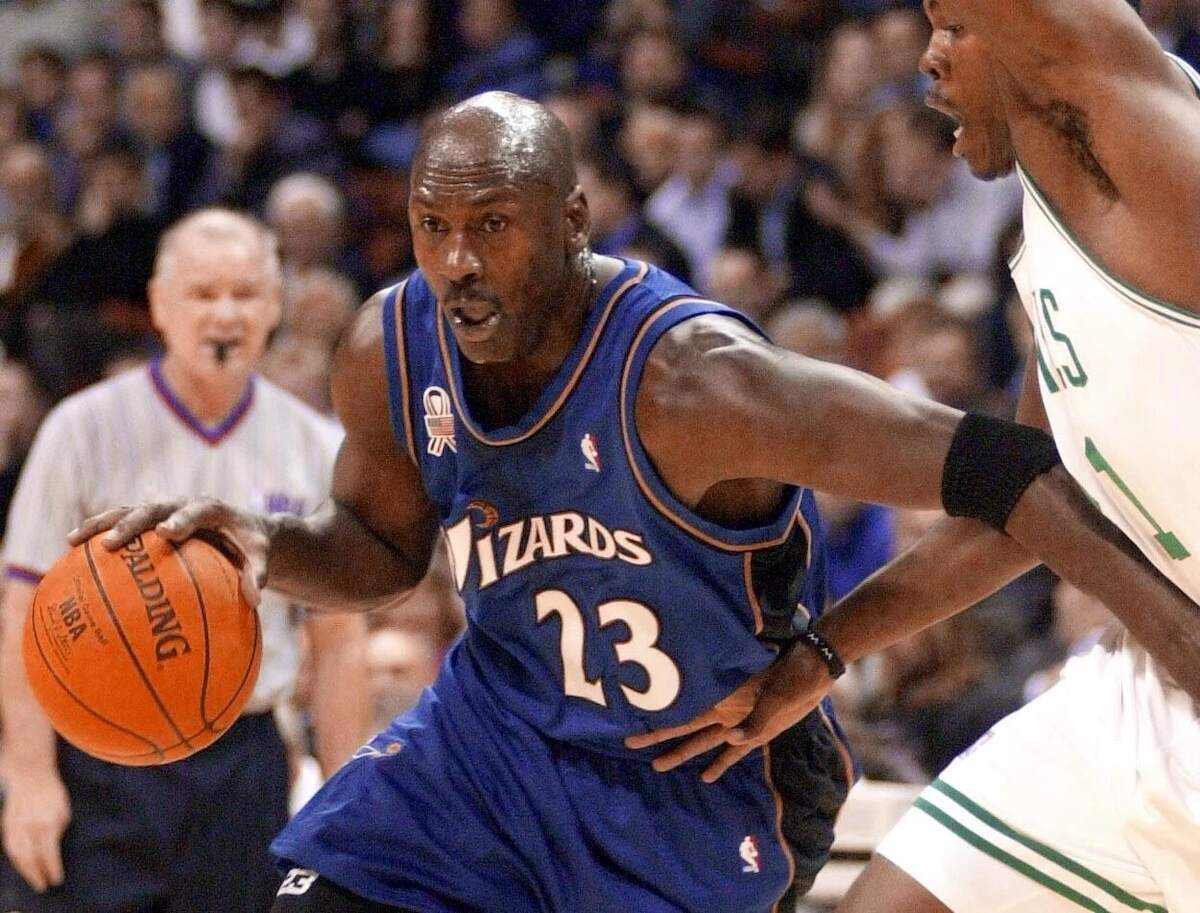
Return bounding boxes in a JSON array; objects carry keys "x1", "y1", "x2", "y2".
[
  {"x1": 1010, "y1": 57, "x2": 1200, "y2": 608},
  {"x1": 3, "y1": 363, "x2": 343, "y2": 710}
]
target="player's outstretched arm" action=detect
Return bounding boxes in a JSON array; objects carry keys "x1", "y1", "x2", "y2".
[
  {"x1": 71, "y1": 294, "x2": 443, "y2": 612},
  {"x1": 631, "y1": 317, "x2": 1200, "y2": 777}
]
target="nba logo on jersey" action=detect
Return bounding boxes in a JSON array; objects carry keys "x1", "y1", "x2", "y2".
[
  {"x1": 581, "y1": 433, "x2": 601, "y2": 472},
  {"x1": 423, "y1": 386, "x2": 456, "y2": 456},
  {"x1": 739, "y1": 835, "x2": 761, "y2": 874}
]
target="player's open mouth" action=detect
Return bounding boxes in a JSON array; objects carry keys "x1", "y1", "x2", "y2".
[
  {"x1": 450, "y1": 310, "x2": 500, "y2": 329},
  {"x1": 925, "y1": 94, "x2": 965, "y2": 157}
]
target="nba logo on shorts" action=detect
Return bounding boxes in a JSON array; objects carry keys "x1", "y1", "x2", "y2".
[
  {"x1": 423, "y1": 386, "x2": 457, "y2": 456},
  {"x1": 739, "y1": 835, "x2": 761, "y2": 874},
  {"x1": 278, "y1": 868, "x2": 318, "y2": 896}
]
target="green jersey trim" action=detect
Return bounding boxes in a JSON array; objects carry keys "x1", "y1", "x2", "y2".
[
  {"x1": 1016, "y1": 166, "x2": 1200, "y2": 330},
  {"x1": 923, "y1": 780, "x2": 1168, "y2": 913},
  {"x1": 1007, "y1": 234, "x2": 1027, "y2": 271}
]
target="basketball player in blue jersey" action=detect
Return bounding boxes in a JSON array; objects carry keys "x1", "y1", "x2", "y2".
[{"x1": 74, "y1": 91, "x2": 1200, "y2": 912}]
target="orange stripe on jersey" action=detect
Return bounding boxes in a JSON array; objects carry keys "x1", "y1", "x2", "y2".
[
  {"x1": 618, "y1": 299, "x2": 800, "y2": 553},
  {"x1": 391, "y1": 280, "x2": 418, "y2": 466},
  {"x1": 762, "y1": 744, "x2": 796, "y2": 913},
  {"x1": 436, "y1": 261, "x2": 649, "y2": 447},
  {"x1": 742, "y1": 552, "x2": 765, "y2": 635}
]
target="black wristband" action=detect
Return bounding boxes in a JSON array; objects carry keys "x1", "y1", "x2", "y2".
[
  {"x1": 795, "y1": 624, "x2": 846, "y2": 680},
  {"x1": 941, "y1": 412, "x2": 1061, "y2": 532}
]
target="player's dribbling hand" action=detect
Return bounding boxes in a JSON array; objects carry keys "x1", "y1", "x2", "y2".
[
  {"x1": 68, "y1": 499, "x2": 271, "y2": 608},
  {"x1": 1, "y1": 766, "x2": 70, "y2": 892},
  {"x1": 625, "y1": 644, "x2": 835, "y2": 783}
]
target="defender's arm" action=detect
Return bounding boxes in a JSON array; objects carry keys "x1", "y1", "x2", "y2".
[
  {"x1": 815, "y1": 357, "x2": 1049, "y2": 665},
  {"x1": 640, "y1": 316, "x2": 1200, "y2": 701}
]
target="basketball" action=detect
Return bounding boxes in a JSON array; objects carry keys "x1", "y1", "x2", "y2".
[{"x1": 22, "y1": 530, "x2": 261, "y2": 766}]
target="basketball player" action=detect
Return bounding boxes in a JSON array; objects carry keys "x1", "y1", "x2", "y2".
[
  {"x1": 0, "y1": 209, "x2": 373, "y2": 913},
  {"x1": 634, "y1": 1, "x2": 1200, "y2": 911},
  {"x1": 75, "y1": 93, "x2": 1200, "y2": 912}
]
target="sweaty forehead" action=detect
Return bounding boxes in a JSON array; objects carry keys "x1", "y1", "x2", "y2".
[{"x1": 413, "y1": 94, "x2": 574, "y2": 200}]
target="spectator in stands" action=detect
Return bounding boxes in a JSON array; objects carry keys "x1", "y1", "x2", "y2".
[
  {"x1": 576, "y1": 154, "x2": 690, "y2": 283},
  {"x1": 284, "y1": 0, "x2": 373, "y2": 144},
  {"x1": 905, "y1": 313, "x2": 1011, "y2": 415},
  {"x1": 0, "y1": 88, "x2": 29, "y2": 153},
  {"x1": 0, "y1": 359, "x2": 49, "y2": 541},
  {"x1": 705, "y1": 246, "x2": 778, "y2": 323},
  {"x1": 32, "y1": 144, "x2": 160, "y2": 394},
  {"x1": 794, "y1": 20, "x2": 879, "y2": 179},
  {"x1": 265, "y1": 172, "x2": 370, "y2": 293},
  {"x1": 365, "y1": 627, "x2": 440, "y2": 731},
  {"x1": 766, "y1": 299, "x2": 849, "y2": 365},
  {"x1": 868, "y1": 5, "x2": 929, "y2": 106},
  {"x1": 0, "y1": 143, "x2": 70, "y2": 357},
  {"x1": 193, "y1": 0, "x2": 245, "y2": 148},
  {"x1": 124, "y1": 63, "x2": 216, "y2": 222},
  {"x1": 260, "y1": 334, "x2": 334, "y2": 414},
  {"x1": 358, "y1": 0, "x2": 446, "y2": 133},
  {"x1": 56, "y1": 54, "x2": 127, "y2": 168},
  {"x1": 342, "y1": 156, "x2": 414, "y2": 288},
  {"x1": 817, "y1": 492, "x2": 895, "y2": 603},
  {"x1": 864, "y1": 605, "x2": 1026, "y2": 780},
  {"x1": 645, "y1": 107, "x2": 737, "y2": 286},
  {"x1": 0, "y1": 3, "x2": 104, "y2": 85},
  {"x1": 543, "y1": 91, "x2": 600, "y2": 156},
  {"x1": 619, "y1": 28, "x2": 690, "y2": 106},
  {"x1": 726, "y1": 110, "x2": 876, "y2": 312},
  {"x1": 104, "y1": 0, "x2": 171, "y2": 70},
  {"x1": 807, "y1": 103, "x2": 1022, "y2": 278},
  {"x1": 284, "y1": 268, "x2": 358, "y2": 354},
  {"x1": 616, "y1": 103, "x2": 679, "y2": 197},
  {"x1": 205, "y1": 66, "x2": 340, "y2": 212},
  {"x1": 16, "y1": 47, "x2": 67, "y2": 145},
  {"x1": 443, "y1": 0, "x2": 547, "y2": 101}
]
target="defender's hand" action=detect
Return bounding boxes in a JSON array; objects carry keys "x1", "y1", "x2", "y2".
[
  {"x1": 68, "y1": 499, "x2": 272, "y2": 607},
  {"x1": 626, "y1": 644, "x2": 836, "y2": 783},
  {"x1": 1, "y1": 766, "x2": 70, "y2": 892}
]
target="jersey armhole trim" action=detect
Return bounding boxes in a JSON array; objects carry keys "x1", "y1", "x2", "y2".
[
  {"x1": 1016, "y1": 165, "x2": 1200, "y2": 329},
  {"x1": 381, "y1": 280, "x2": 418, "y2": 465},
  {"x1": 618, "y1": 299, "x2": 805, "y2": 552}
]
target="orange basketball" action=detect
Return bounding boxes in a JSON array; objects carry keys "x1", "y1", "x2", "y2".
[{"x1": 23, "y1": 530, "x2": 261, "y2": 766}]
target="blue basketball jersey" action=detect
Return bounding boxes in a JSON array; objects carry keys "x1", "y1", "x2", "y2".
[
  {"x1": 273, "y1": 259, "x2": 855, "y2": 913},
  {"x1": 384, "y1": 258, "x2": 827, "y2": 750}
]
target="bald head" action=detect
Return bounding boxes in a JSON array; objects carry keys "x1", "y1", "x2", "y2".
[{"x1": 413, "y1": 92, "x2": 577, "y2": 197}]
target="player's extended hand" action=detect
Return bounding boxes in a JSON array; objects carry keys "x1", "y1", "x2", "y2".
[
  {"x1": 1, "y1": 766, "x2": 71, "y2": 892},
  {"x1": 625, "y1": 643, "x2": 835, "y2": 783},
  {"x1": 67, "y1": 499, "x2": 272, "y2": 607}
]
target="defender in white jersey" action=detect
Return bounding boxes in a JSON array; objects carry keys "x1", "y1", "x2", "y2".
[
  {"x1": 628, "y1": 2, "x2": 1200, "y2": 912},
  {"x1": 833, "y1": 2, "x2": 1200, "y2": 911},
  {"x1": 0, "y1": 210, "x2": 371, "y2": 913}
]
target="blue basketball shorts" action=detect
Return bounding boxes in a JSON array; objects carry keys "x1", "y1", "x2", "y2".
[{"x1": 272, "y1": 654, "x2": 851, "y2": 913}]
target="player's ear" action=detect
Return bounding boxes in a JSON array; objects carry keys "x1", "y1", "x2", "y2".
[{"x1": 564, "y1": 184, "x2": 590, "y2": 255}]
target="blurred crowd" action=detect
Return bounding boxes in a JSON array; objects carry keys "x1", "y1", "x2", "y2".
[{"x1": 1, "y1": 0, "x2": 1197, "y2": 787}]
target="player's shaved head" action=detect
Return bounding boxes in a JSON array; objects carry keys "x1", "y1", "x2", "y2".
[
  {"x1": 154, "y1": 208, "x2": 282, "y2": 287},
  {"x1": 413, "y1": 92, "x2": 577, "y2": 197}
]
